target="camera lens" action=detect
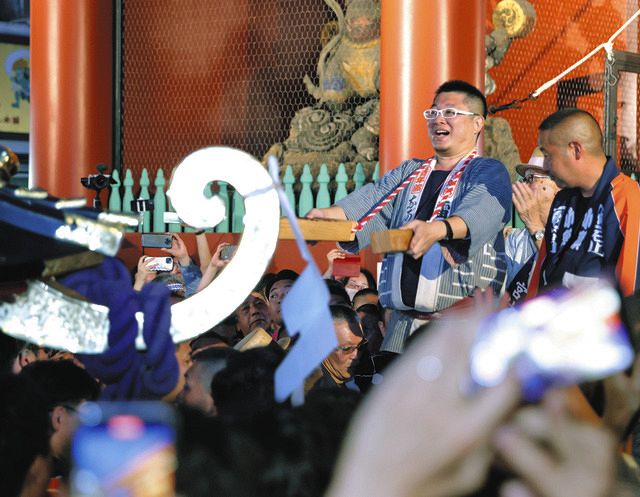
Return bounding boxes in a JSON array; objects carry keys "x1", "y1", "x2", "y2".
[{"x1": 94, "y1": 175, "x2": 109, "y2": 190}]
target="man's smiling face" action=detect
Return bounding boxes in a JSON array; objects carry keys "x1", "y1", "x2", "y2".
[{"x1": 428, "y1": 91, "x2": 483, "y2": 158}]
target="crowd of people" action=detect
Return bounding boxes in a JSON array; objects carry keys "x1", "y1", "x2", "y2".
[{"x1": 2, "y1": 79, "x2": 640, "y2": 497}]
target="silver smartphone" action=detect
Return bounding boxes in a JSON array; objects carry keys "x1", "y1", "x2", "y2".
[{"x1": 146, "y1": 256, "x2": 174, "y2": 272}]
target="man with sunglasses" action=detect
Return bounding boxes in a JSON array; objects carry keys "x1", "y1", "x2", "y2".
[
  {"x1": 308, "y1": 80, "x2": 511, "y2": 353},
  {"x1": 309, "y1": 304, "x2": 366, "y2": 391}
]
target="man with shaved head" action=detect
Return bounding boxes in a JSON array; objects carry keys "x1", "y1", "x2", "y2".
[{"x1": 530, "y1": 108, "x2": 640, "y2": 296}]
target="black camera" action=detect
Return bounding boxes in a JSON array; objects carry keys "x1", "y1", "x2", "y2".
[
  {"x1": 80, "y1": 164, "x2": 114, "y2": 192},
  {"x1": 80, "y1": 163, "x2": 116, "y2": 210},
  {"x1": 80, "y1": 174, "x2": 110, "y2": 191}
]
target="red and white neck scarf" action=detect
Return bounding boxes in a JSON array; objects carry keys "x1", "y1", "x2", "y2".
[
  {"x1": 352, "y1": 149, "x2": 478, "y2": 233},
  {"x1": 401, "y1": 149, "x2": 478, "y2": 225}
]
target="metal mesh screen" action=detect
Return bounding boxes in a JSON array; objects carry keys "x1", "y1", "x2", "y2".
[
  {"x1": 119, "y1": 0, "x2": 337, "y2": 182},
  {"x1": 485, "y1": 0, "x2": 639, "y2": 176},
  {"x1": 612, "y1": 70, "x2": 639, "y2": 172},
  {"x1": 118, "y1": 0, "x2": 639, "y2": 189}
]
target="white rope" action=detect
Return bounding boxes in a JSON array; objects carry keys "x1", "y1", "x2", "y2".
[{"x1": 530, "y1": 8, "x2": 640, "y2": 99}]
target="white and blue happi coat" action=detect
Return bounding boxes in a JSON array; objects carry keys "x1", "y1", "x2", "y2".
[{"x1": 337, "y1": 156, "x2": 512, "y2": 352}]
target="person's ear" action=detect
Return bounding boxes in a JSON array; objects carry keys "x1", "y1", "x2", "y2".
[
  {"x1": 569, "y1": 141, "x2": 583, "y2": 160},
  {"x1": 18, "y1": 351, "x2": 31, "y2": 368},
  {"x1": 473, "y1": 115, "x2": 485, "y2": 135},
  {"x1": 51, "y1": 405, "x2": 65, "y2": 431}
]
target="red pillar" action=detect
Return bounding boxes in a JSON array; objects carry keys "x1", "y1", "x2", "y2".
[
  {"x1": 30, "y1": 0, "x2": 113, "y2": 199},
  {"x1": 379, "y1": 0, "x2": 486, "y2": 174}
]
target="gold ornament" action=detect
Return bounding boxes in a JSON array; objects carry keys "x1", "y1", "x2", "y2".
[{"x1": 493, "y1": 0, "x2": 536, "y2": 39}]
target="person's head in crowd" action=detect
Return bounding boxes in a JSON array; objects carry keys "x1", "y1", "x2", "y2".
[
  {"x1": 325, "y1": 278, "x2": 352, "y2": 306},
  {"x1": 352, "y1": 287, "x2": 379, "y2": 309},
  {"x1": 515, "y1": 147, "x2": 561, "y2": 205},
  {"x1": 162, "y1": 341, "x2": 193, "y2": 403},
  {"x1": 177, "y1": 347, "x2": 237, "y2": 416},
  {"x1": 234, "y1": 291, "x2": 271, "y2": 338},
  {"x1": 266, "y1": 269, "x2": 299, "y2": 324},
  {"x1": 538, "y1": 108, "x2": 606, "y2": 191},
  {"x1": 150, "y1": 270, "x2": 187, "y2": 303},
  {"x1": 11, "y1": 340, "x2": 52, "y2": 374},
  {"x1": 323, "y1": 305, "x2": 365, "y2": 384},
  {"x1": 0, "y1": 374, "x2": 51, "y2": 497},
  {"x1": 341, "y1": 268, "x2": 377, "y2": 301},
  {"x1": 210, "y1": 343, "x2": 285, "y2": 419},
  {"x1": 175, "y1": 408, "x2": 309, "y2": 497},
  {"x1": 19, "y1": 360, "x2": 100, "y2": 480},
  {"x1": 355, "y1": 303, "x2": 385, "y2": 355},
  {"x1": 189, "y1": 326, "x2": 231, "y2": 355},
  {"x1": 176, "y1": 388, "x2": 361, "y2": 497}
]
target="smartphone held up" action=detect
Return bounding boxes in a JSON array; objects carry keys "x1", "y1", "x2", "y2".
[
  {"x1": 144, "y1": 256, "x2": 174, "y2": 272},
  {"x1": 469, "y1": 280, "x2": 634, "y2": 401},
  {"x1": 220, "y1": 244, "x2": 237, "y2": 261},
  {"x1": 141, "y1": 234, "x2": 173, "y2": 249}
]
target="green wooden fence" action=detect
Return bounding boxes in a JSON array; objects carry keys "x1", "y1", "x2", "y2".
[
  {"x1": 107, "y1": 163, "x2": 639, "y2": 233},
  {"x1": 107, "y1": 162, "x2": 380, "y2": 232}
]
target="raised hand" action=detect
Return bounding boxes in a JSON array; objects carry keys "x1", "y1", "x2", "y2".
[
  {"x1": 327, "y1": 303, "x2": 520, "y2": 497},
  {"x1": 495, "y1": 390, "x2": 617, "y2": 497}
]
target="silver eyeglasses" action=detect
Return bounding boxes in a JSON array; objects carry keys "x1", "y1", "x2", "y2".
[{"x1": 423, "y1": 108, "x2": 481, "y2": 120}]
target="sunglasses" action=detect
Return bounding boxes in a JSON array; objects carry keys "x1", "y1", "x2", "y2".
[{"x1": 335, "y1": 337, "x2": 368, "y2": 353}]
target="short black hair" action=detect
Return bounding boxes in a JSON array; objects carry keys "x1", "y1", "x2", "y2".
[
  {"x1": 325, "y1": 279, "x2": 351, "y2": 306},
  {"x1": 352, "y1": 287, "x2": 378, "y2": 302},
  {"x1": 19, "y1": 359, "x2": 100, "y2": 408},
  {"x1": 354, "y1": 303, "x2": 384, "y2": 354},
  {"x1": 538, "y1": 107, "x2": 599, "y2": 131},
  {"x1": 434, "y1": 80, "x2": 487, "y2": 118},
  {"x1": 210, "y1": 344, "x2": 285, "y2": 419},
  {"x1": 538, "y1": 107, "x2": 604, "y2": 154},
  {"x1": 265, "y1": 269, "x2": 299, "y2": 298},
  {"x1": 329, "y1": 304, "x2": 363, "y2": 338}
]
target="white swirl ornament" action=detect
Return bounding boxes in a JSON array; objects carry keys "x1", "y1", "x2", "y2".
[{"x1": 167, "y1": 147, "x2": 280, "y2": 343}]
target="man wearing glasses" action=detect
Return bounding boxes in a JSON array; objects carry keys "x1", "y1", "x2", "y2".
[
  {"x1": 309, "y1": 305, "x2": 366, "y2": 391},
  {"x1": 506, "y1": 148, "x2": 561, "y2": 304},
  {"x1": 308, "y1": 80, "x2": 511, "y2": 353}
]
